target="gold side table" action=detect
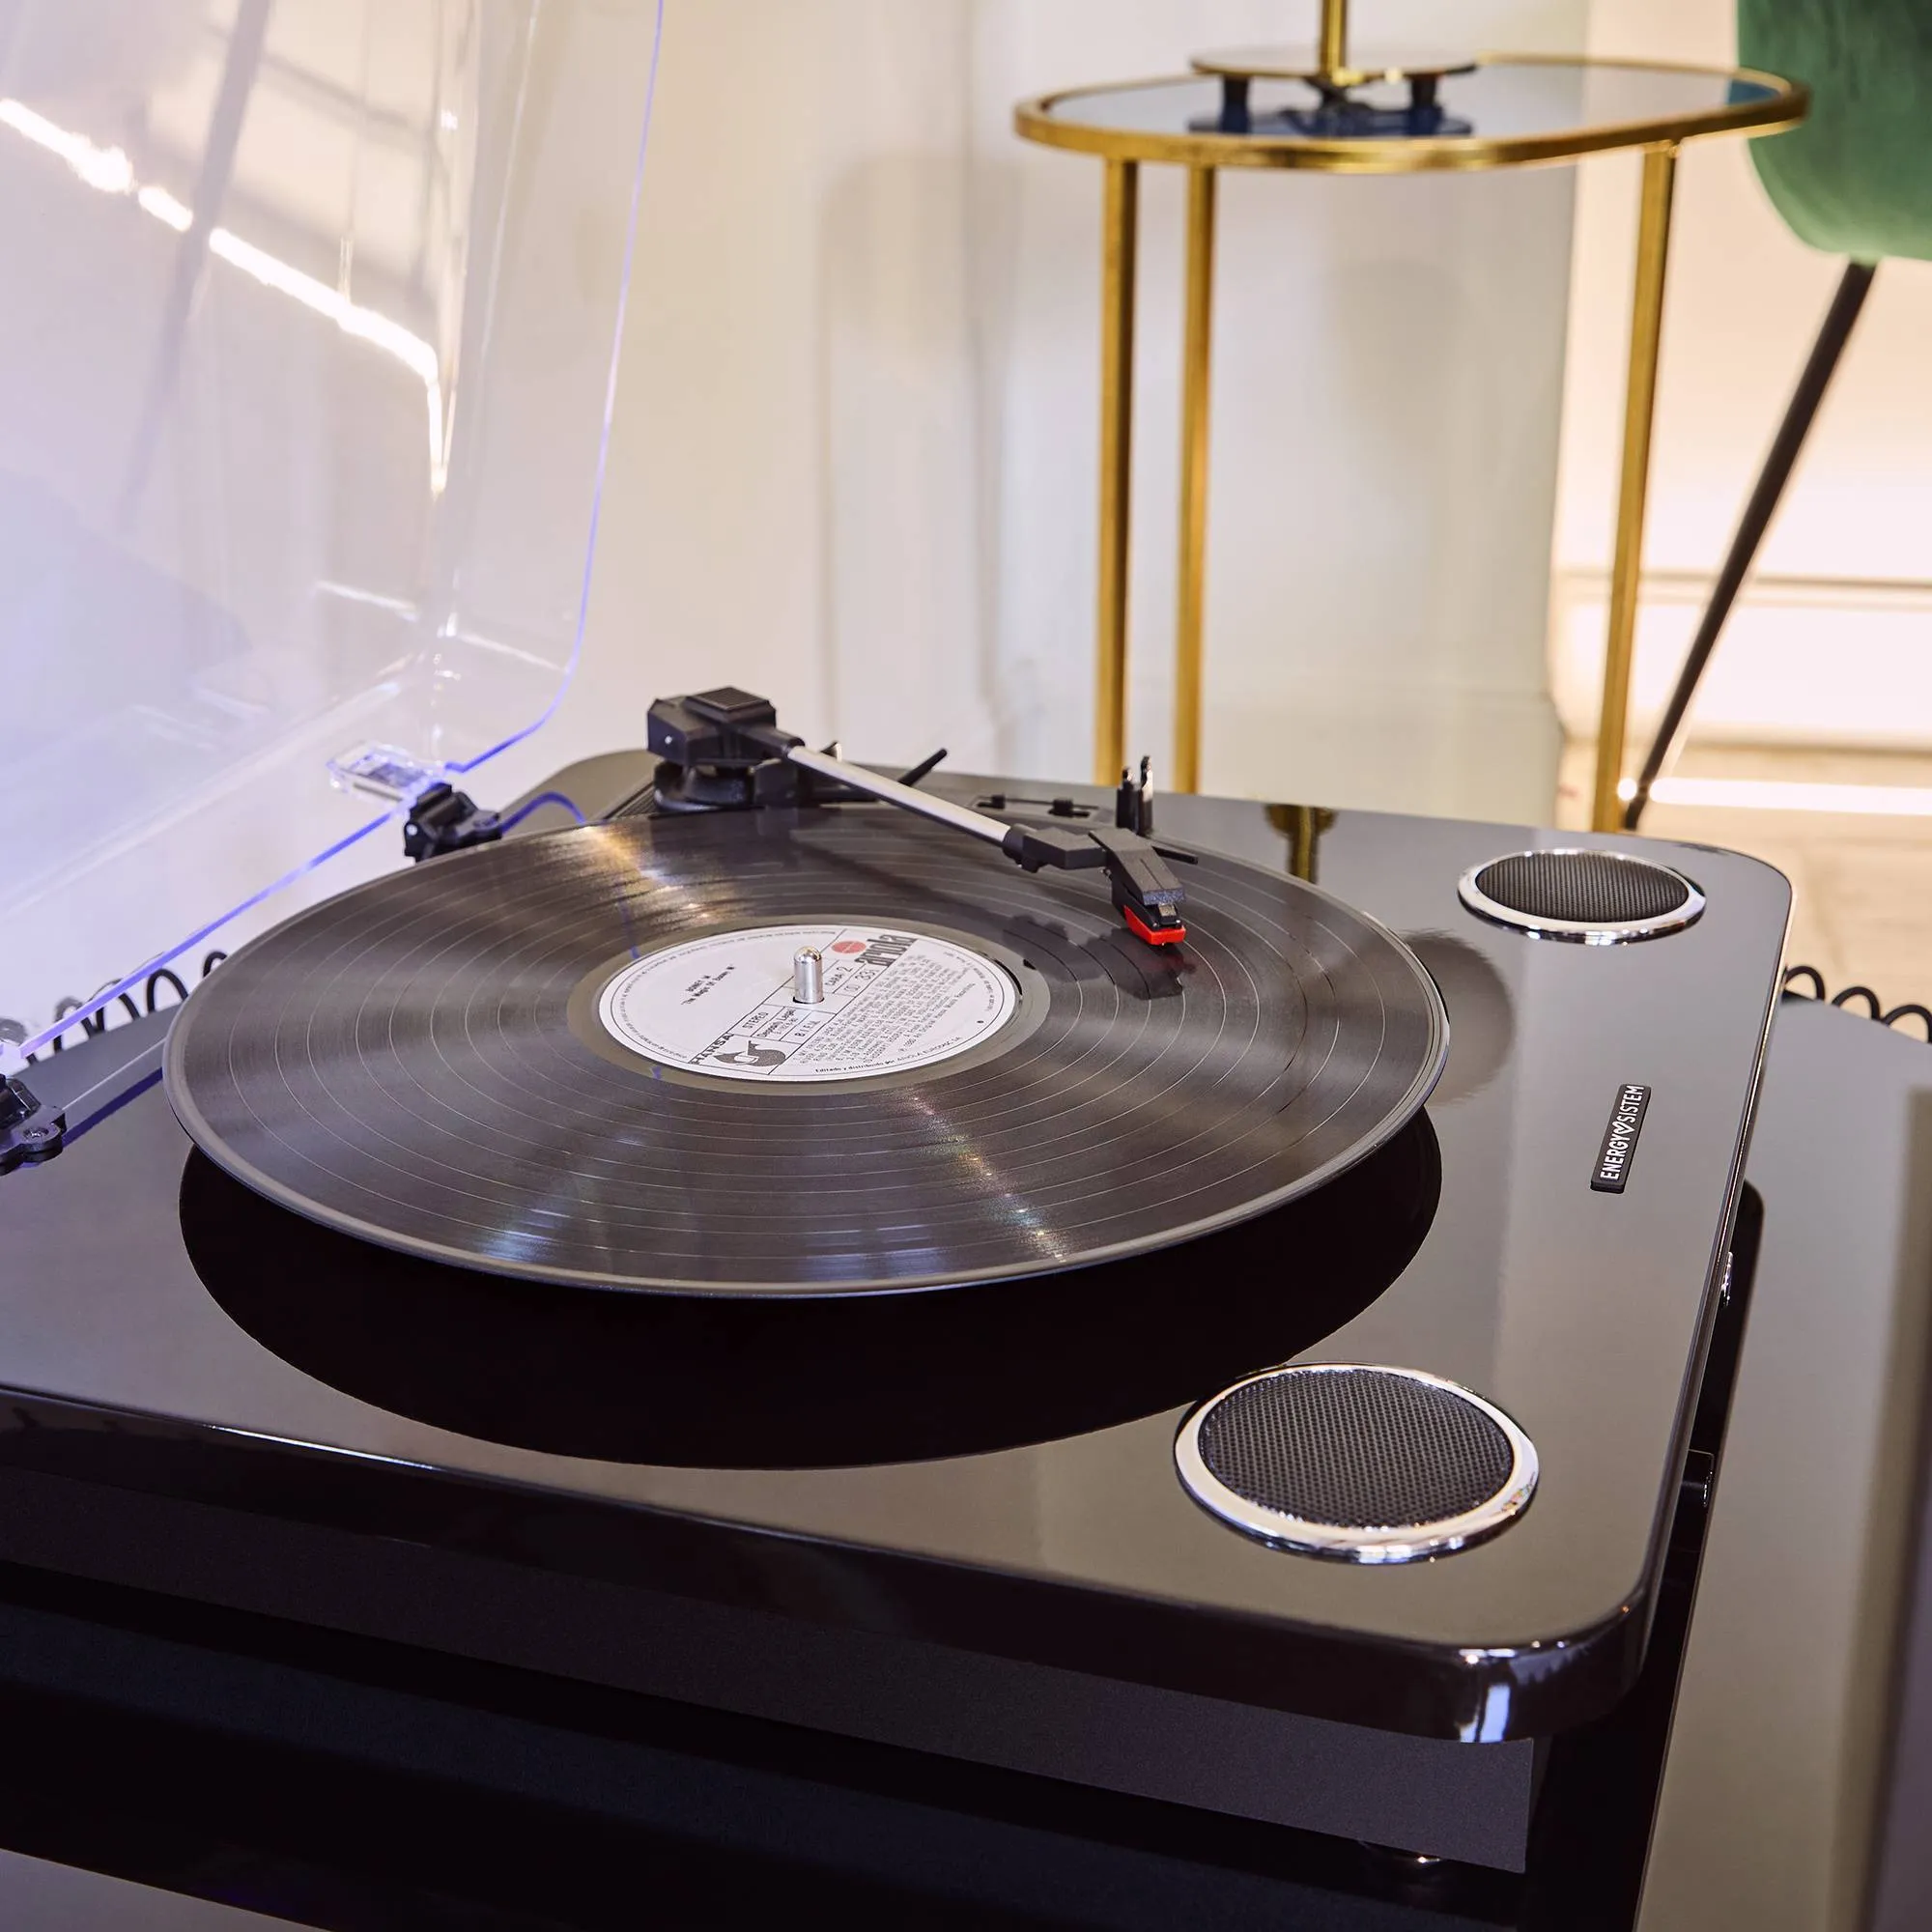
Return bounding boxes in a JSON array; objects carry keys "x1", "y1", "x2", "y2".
[{"x1": 1015, "y1": 42, "x2": 1805, "y2": 827}]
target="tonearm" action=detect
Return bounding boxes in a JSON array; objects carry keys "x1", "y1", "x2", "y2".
[{"x1": 645, "y1": 688, "x2": 1187, "y2": 948}]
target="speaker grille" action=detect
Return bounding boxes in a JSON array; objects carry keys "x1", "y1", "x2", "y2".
[
  {"x1": 1458, "y1": 849, "x2": 1702, "y2": 943},
  {"x1": 1198, "y1": 1369, "x2": 1514, "y2": 1527},
  {"x1": 1176, "y1": 1365, "x2": 1537, "y2": 1561}
]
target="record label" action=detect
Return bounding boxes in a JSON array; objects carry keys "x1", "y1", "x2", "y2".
[{"x1": 596, "y1": 923, "x2": 1018, "y2": 1084}]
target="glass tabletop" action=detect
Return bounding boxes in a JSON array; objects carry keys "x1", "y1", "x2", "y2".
[{"x1": 1019, "y1": 60, "x2": 1801, "y2": 171}]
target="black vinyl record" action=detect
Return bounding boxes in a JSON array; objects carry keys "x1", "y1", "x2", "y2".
[{"x1": 164, "y1": 805, "x2": 1448, "y2": 1296}]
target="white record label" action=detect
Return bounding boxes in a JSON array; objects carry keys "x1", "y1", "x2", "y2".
[{"x1": 597, "y1": 923, "x2": 1018, "y2": 1084}]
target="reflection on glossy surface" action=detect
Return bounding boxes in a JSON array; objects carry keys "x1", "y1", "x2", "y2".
[
  {"x1": 184, "y1": 1114, "x2": 1440, "y2": 1467},
  {"x1": 1404, "y1": 932, "x2": 1514, "y2": 1107},
  {"x1": 1266, "y1": 804, "x2": 1336, "y2": 885},
  {"x1": 0, "y1": 4, "x2": 659, "y2": 1052},
  {"x1": 1641, "y1": 1008, "x2": 1932, "y2": 1929}
]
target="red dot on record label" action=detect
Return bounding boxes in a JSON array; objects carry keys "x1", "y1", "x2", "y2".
[{"x1": 831, "y1": 941, "x2": 867, "y2": 954}]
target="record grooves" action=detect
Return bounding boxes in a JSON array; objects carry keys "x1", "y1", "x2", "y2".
[{"x1": 164, "y1": 806, "x2": 1448, "y2": 1296}]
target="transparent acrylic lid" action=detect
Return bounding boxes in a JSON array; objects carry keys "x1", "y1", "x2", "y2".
[{"x1": 0, "y1": 0, "x2": 661, "y2": 1061}]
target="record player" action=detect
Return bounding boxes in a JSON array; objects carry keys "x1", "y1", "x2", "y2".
[
  {"x1": 0, "y1": 8, "x2": 1789, "y2": 1921},
  {"x1": 0, "y1": 712, "x2": 1786, "y2": 1894}
]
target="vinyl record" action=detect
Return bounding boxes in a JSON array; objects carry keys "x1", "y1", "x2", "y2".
[{"x1": 164, "y1": 804, "x2": 1448, "y2": 1296}]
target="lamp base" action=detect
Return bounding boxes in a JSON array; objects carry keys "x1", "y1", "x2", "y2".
[{"x1": 1192, "y1": 45, "x2": 1478, "y2": 93}]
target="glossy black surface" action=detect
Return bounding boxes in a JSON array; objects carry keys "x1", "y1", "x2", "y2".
[
  {"x1": 0, "y1": 1535, "x2": 1716, "y2": 1929},
  {"x1": 0, "y1": 757, "x2": 1791, "y2": 1742},
  {"x1": 184, "y1": 1119, "x2": 1437, "y2": 1467},
  {"x1": 165, "y1": 809, "x2": 1446, "y2": 1294}
]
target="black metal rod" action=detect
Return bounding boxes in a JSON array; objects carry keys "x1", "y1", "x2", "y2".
[{"x1": 1624, "y1": 259, "x2": 1879, "y2": 830}]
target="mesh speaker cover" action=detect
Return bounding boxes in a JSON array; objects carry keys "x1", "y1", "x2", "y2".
[
  {"x1": 1175, "y1": 1365, "x2": 1538, "y2": 1561},
  {"x1": 1458, "y1": 849, "x2": 1703, "y2": 943}
]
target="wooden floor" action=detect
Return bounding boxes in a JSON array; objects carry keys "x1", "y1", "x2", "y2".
[{"x1": 1555, "y1": 743, "x2": 1932, "y2": 1022}]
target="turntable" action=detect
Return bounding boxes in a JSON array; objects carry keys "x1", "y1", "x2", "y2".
[
  {"x1": 0, "y1": 697, "x2": 1787, "y2": 1902},
  {"x1": 0, "y1": 10, "x2": 1789, "y2": 1920}
]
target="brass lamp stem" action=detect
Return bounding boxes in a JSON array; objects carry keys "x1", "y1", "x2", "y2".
[{"x1": 1319, "y1": 0, "x2": 1349, "y2": 81}]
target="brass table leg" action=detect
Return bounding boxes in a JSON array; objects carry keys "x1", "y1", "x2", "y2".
[
  {"x1": 1174, "y1": 165, "x2": 1218, "y2": 794},
  {"x1": 1592, "y1": 143, "x2": 1679, "y2": 833},
  {"x1": 1094, "y1": 158, "x2": 1140, "y2": 784}
]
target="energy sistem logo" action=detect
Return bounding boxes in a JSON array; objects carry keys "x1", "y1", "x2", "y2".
[{"x1": 1591, "y1": 1083, "x2": 1652, "y2": 1194}]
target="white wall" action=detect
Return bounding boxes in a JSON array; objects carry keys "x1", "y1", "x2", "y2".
[
  {"x1": 508, "y1": 0, "x2": 1590, "y2": 820},
  {"x1": 1552, "y1": 0, "x2": 1932, "y2": 752}
]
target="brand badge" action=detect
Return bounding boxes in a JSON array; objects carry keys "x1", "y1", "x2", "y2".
[{"x1": 1592, "y1": 1083, "x2": 1651, "y2": 1194}]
